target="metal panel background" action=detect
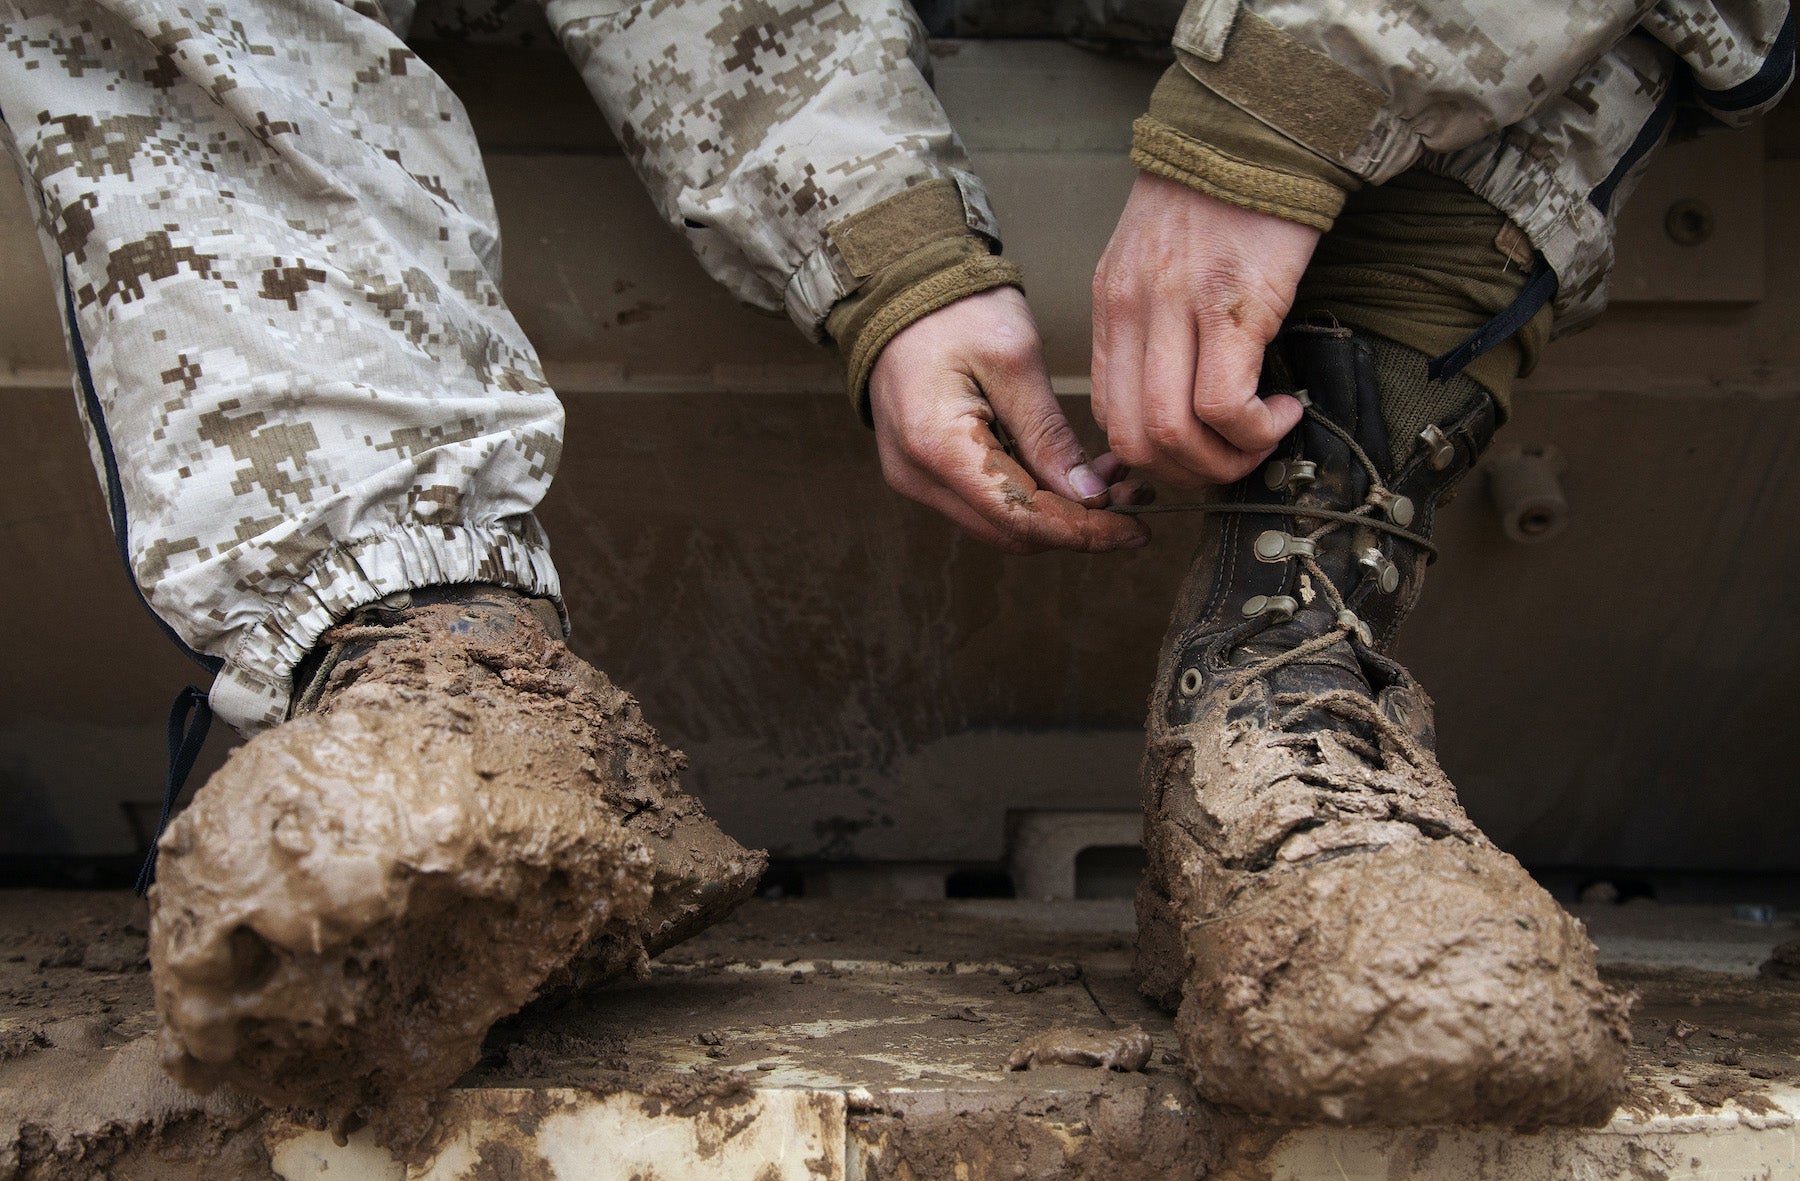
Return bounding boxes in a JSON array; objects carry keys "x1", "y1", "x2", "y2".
[{"x1": 0, "y1": 42, "x2": 1794, "y2": 874}]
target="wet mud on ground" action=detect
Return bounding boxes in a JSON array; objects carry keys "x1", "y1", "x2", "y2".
[{"x1": 3, "y1": 893, "x2": 1799, "y2": 1177}]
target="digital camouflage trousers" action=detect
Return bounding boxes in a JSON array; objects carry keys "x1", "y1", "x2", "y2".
[{"x1": 0, "y1": 0, "x2": 988, "y2": 732}]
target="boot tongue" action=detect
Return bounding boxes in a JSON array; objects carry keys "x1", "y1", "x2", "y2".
[{"x1": 1235, "y1": 622, "x2": 1378, "y2": 744}]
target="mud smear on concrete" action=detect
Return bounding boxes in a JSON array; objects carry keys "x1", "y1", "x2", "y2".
[
  {"x1": 6, "y1": 897, "x2": 1799, "y2": 1177},
  {"x1": 148, "y1": 592, "x2": 762, "y2": 1146},
  {"x1": 1006, "y1": 1025, "x2": 1153, "y2": 1071},
  {"x1": 1613, "y1": 962, "x2": 1800, "y2": 1119}
]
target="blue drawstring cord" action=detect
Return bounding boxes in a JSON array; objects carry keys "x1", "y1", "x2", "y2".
[
  {"x1": 133, "y1": 686, "x2": 214, "y2": 896},
  {"x1": 1426, "y1": 257, "x2": 1559, "y2": 384}
]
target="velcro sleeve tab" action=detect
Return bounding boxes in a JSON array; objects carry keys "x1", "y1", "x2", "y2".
[{"x1": 826, "y1": 178, "x2": 971, "y2": 280}]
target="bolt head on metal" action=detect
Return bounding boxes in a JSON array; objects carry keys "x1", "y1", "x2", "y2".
[{"x1": 1664, "y1": 199, "x2": 1714, "y2": 247}]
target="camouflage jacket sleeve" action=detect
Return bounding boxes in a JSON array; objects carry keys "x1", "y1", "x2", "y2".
[
  {"x1": 542, "y1": 0, "x2": 1015, "y2": 359},
  {"x1": 1143, "y1": 0, "x2": 1793, "y2": 330},
  {"x1": 1161, "y1": 0, "x2": 1794, "y2": 185}
]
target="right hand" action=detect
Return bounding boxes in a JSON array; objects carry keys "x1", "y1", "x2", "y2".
[
  {"x1": 868, "y1": 286, "x2": 1150, "y2": 556},
  {"x1": 1091, "y1": 172, "x2": 1320, "y2": 488}
]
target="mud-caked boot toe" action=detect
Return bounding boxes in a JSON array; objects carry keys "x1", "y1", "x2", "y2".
[
  {"x1": 148, "y1": 584, "x2": 766, "y2": 1134},
  {"x1": 1137, "y1": 326, "x2": 1630, "y2": 1127}
]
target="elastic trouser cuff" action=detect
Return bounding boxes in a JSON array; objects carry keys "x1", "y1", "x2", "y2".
[{"x1": 205, "y1": 520, "x2": 562, "y2": 734}]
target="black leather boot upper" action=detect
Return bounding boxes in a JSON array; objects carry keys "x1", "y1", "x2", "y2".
[{"x1": 1158, "y1": 322, "x2": 1499, "y2": 737}]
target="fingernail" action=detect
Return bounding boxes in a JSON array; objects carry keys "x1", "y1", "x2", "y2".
[{"x1": 1069, "y1": 463, "x2": 1107, "y2": 501}]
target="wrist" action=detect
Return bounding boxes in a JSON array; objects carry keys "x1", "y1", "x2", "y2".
[{"x1": 825, "y1": 185, "x2": 1022, "y2": 423}]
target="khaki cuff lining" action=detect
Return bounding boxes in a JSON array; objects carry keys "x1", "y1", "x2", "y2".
[{"x1": 1131, "y1": 116, "x2": 1345, "y2": 231}]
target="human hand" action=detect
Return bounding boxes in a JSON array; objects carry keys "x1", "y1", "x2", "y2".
[
  {"x1": 1092, "y1": 172, "x2": 1319, "y2": 488},
  {"x1": 868, "y1": 286, "x2": 1150, "y2": 555}
]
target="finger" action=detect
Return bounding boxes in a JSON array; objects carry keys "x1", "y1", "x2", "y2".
[
  {"x1": 1191, "y1": 323, "x2": 1304, "y2": 455},
  {"x1": 966, "y1": 309, "x2": 1110, "y2": 506},
  {"x1": 885, "y1": 445, "x2": 1148, "y2": 555},
  {"x1": 1106, "y1": 477, "x2": 1155, "y2": 507},
  {"x1": 1091, "y1": 451, "x2": 1130, "y2": 484},
  {"x1": 933, "y1": 419, "x2": 1149, "y2": 553},
  {"x1": 1136, "y1": 306, "x2": 1236, "y2": 488},
  {"x1": 876, "y1": 384, "x2": 1148, "y2": 554},
  {"x1": 977, "y1": 344, "x2": 1110, "y2": 507},
  {"x1": 1092, "y1": 294, "x2": 1154, "y2": 485},
  {"x1": 1090, "y1": 256, "x2": 1116, "y2": 434},
  {"x1": 962, "y1": 442, "x2": 1150, "y2": 553}
]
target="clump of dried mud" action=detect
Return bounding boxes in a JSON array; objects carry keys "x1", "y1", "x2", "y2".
[
  {"x1": 1006, "y1": 1026, "x2": 1153, "y2": 1072},
  {"x1": 1140, "y1": 647, "x2": 1632, "y2": 1128},
  {"x1": 149, "y1": 590, "x2": 764, "y2": 1140},
  {"x1": 1759, "y1": 939, "x2": 1800, "y2": 980},
  {"x1": 1167, "y1": 840, "x2": 1632, "y2": 1127}
]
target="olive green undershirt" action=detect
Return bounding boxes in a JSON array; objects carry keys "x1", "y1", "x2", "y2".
[{"x1": 1137, "y1": 62, "x2": 1551, "y2": 410}]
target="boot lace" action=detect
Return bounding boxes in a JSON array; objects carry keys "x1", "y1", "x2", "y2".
[{"x1": 1117, "y1": 401, "x2": 1437, "y2": 763}]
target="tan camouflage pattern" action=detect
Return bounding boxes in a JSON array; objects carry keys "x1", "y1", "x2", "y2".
[
  {"x1": 0, "y1": 0, "x2": 1001, "y2": 733},
  {"x1": 544, "y1": 0, "x2": 999, "y2": 337},
  {"x1": 0, "y1": 0, "x2": 565, "y2": 732},
  {"x1": 1173, "y1": 0, "x2": 1793, "y2": 331}
]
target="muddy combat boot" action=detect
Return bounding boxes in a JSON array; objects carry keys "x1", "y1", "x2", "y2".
[
  {"x1": 1136, "y1": 324, "x2": 1630, "y2": 1127},
  {"x1": 147, "y1": 584, "x2": 766, "y2": 1134}
]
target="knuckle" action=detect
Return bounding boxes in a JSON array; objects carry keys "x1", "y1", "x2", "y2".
[
  {"x1": 978, "y1": 323, "x2": 1042, "y2": 375},
  {"x1": 1093, "y1": 266, "x2": 1140, "y2": 317},
  {"x1": 1143, "y1": 417, "x2": 1190, "y2": 453},
  {"x1": 1110, "y1": 437, "x2": 1151, "y2": 469},
  {"x1": 1015, "y1": 406, "x2": 1078, "y2": 453}
]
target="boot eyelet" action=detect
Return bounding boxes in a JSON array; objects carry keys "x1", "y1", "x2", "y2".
[
  {"x1": 1263, "y1": 459, "x2": 1317, "y2": 493},
  {"x1": 1357, "y1": 548, "x2": 1401, "y2": 594},
  {"x1": 1419, "y1": 424, "x2": 1455, "y2": 471},
  {"x1": 1369, "y1": 490, "x2": 1416, "y2": 527},
  {"x1": 1242, "y1": 594, "x2": 1299, "y2": 622},
  {"x1": 1178, "y1": 668, "x2": 1203, "y2": 697},
  {"x1": 1253, "y1": 530, "x2": 1317, "y2": 563}
]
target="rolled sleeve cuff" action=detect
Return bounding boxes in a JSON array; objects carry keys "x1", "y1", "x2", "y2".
[
  {"x1": 785, "y1": 171, "x2": 1002, "y2": 343},
  {"x1": 1133, "y1": 62, "x2": 1357, "y2": 232},
  {"x1": 820, "y1": 179, "x2": 1024, "y2": 422}
]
